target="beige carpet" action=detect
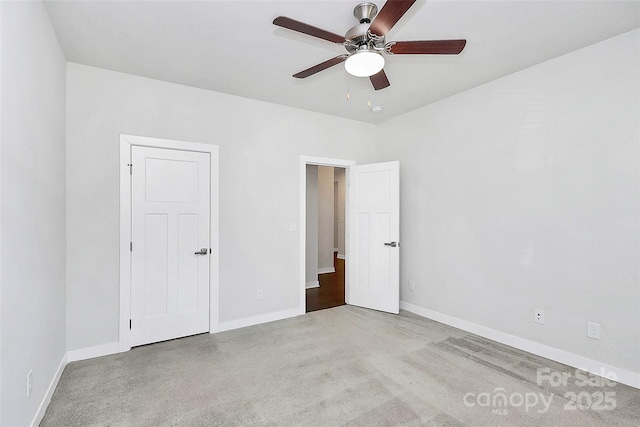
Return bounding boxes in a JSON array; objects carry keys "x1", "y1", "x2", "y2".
[{"x1": 41, "y1": 306, "x2": 639, "y2": 426}]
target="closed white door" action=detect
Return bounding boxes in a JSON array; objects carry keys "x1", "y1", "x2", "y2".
[
  {"x1": 131, "y1": 146, "x2": 210, "y2": 346},
  {"x1": 348, "y1": 161, "x2": 400, "y2": 314}
]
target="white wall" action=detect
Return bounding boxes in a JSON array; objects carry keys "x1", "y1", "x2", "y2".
[
  {"x1": 305, "y1": 165, "x2": 318, "y2": 286},
  {"x1": 0, "y1": 3, "x2": 3, "y2": 421},
  {"x1": 0, "y1": 2, "x2": 3, "y2": 421},
  {"x1": 333, "y1": 181, "x2": 338, "y2": 249},
  {"x1": 317, "y1": 166, "x2": 334, "y2": 273},
  {"x1": 335, "y1": 168, "x2": 346, "y2": 257},
  {"x1": 376, "y1": 29, "x2": 640, "y2": 376},
  {"x1": 0, "y1": 2, "x2": 67, "y2": 425},
  {"x1": 66, "y1": 63, "x2": 375, "y2": 351}
]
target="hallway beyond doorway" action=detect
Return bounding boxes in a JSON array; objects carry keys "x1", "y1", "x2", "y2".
[{"x1": 306, "y1": 252, "x2": 345, "y2": 312}]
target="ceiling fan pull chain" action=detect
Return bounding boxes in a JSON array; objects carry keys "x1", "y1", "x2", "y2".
[{"x1": 346, "y1": 74, "x2": 351, "y2": 100}]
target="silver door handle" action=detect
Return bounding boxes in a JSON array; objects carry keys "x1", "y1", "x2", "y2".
[
  {"x1": 384, "y1": 242, "x2": 398, "y2": 247},
  {"x1": 194, "y1": 248, "x2": 208, "y2": 255}
]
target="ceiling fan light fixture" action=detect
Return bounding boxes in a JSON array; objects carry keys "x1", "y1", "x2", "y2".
[{"x1": 344, "y1": 49, "x2": 385, "y2": 77}]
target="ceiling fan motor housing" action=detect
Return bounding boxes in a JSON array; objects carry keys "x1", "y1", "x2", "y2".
[
  {"x1": 345, "y1": 23, "x2": 371, "y2": 50},
  {"x1": 345, "y1": 2, "x2": 384, "y2": 53}
]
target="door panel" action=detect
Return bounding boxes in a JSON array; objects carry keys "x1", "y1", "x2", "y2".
[
  {"x1": 348, "y1": 161, "x2": 399, "y2": 314},
  {"x1": 355, "y1": 213, "x2": 371, "y2": 289},
  {"x1": 145, "y1": 158, "x2": 200, "y2": 202},
  {"x1": 177, "y1": 213, "x2": 200, "y2": 312},
  {"x1": 131, "y1": 146, "x2": 210, "y2": 346},
  {"x1": 144, "y1": 213, "x2": 169, "y2": 317},
  {"x1": 374, "y1": 212, "x2": 391, "y2": 292}
]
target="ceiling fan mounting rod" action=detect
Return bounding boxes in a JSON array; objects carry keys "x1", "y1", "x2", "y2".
[
  {"x1": 343, "y1": 2, "x2": 386, "y2": 53},
  {"x1": 353, "y1": 2, "x2": 378, "y2": 23}
]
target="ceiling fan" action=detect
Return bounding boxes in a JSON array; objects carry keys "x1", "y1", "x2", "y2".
[{"x1": 273, "y1": 0, "x2": 467, "y2": 91}]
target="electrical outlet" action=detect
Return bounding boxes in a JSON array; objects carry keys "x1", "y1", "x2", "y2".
[
  {"x1": 587, "y1": 321, "x2": 600, "y2": 340},
  {"x1": 408, "y1": 280, "x2": 415, "y2": 292},
  {"x1": 256, "y1": 289, "x2": 263, "y2": 301},
  {"x1": 534, "y1": 309, "x2": 544, "y2": 324},
  {"x1": 27, "y1": 370, "x2": 32, "y2": 397}
]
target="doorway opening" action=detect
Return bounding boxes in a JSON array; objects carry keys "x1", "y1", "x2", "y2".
[
  {"x1": 299, "y1": 156, "x2": 400, "y2": 315},
  {"x1": 305, "y1": 165, "x2": 346, "y2": 312},
  {"x1": 299, "y1": 156, "x2": 355, "y2": 315}
]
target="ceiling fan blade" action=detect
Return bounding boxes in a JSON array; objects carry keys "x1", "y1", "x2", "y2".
[
  {"x1": 369, "y1": 0, "x2": 417, "y2": 37},
  {"x1": 370, "y1": 69, "x2": 390, "y2": 91},
  {"x1": 293, "y1": 55, "x2": 349, "y2": 79},
  {"x1": 273, "y1": 16, "x2": 345, "y2": 44},
  {"x1": 388, "y1": 39, "x2": 467, "y2": 54}
]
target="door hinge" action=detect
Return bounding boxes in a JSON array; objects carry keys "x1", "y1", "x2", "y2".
[
  {"x1": 127, "y1": 163, "x2": 133, "y2": 175},
  {"x1": 130, "y1": 242, "x2": 133, "y2": 252},
  {"x1": 129, "y1": 319, "x2": 132, "y2": 329}
]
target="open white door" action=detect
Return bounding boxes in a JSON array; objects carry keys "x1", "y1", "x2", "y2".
[
  {"x1": 347, "y1": 161, "x2": 399, "y2": 314},
  {"x1": 130, "y1": 146, "x2": 210, "y2": 346}
]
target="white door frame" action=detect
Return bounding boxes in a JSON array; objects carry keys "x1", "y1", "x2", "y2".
[
  {"x1": 119, "y1": 134, "x2": 220, "y2": 352},
  {"x1": 299, "y1": 156, "x2": 356, "y2": 313}
]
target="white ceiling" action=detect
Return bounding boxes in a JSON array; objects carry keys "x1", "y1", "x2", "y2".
[{"x1": 44, "y1": 0, "x2": 640, "y2": 124}]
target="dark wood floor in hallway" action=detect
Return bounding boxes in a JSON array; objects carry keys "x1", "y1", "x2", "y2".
[{"x1": 306, "y1": 253, "x2": 345, "y2": 312}]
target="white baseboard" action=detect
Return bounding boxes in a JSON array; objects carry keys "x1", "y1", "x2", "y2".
[
  {"x1": 306, "y1": 281, "x2": 320, "y2": 289},
  {"x1": 30, "y1": 353, "x2": 67, "y2": 427},
  {"x1": 66, "y1": 308, "x2": 300, "y2": 363},
  {"x1": 67, "y1": 342, "x2": 120, "y2": 363},
  {"x1": 215, "y1": 307, "x2": 301, "y2": 333},
  {"x1": 318, "y1": 267, "x2": 335, "y2": 274},
  {"x1": 337, "y1": 253, "x2": 345, "y2": 260},
  {"x1": 400, "y1": 302, "x2": 640, "y2": 389},
  {"x1": 68, "y1": 308, "x2": 301, "y2": 360}
]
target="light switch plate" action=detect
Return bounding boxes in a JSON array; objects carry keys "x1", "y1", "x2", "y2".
[{"x1": 285, "y1": 222, "x2": 297, "y2": 232}]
